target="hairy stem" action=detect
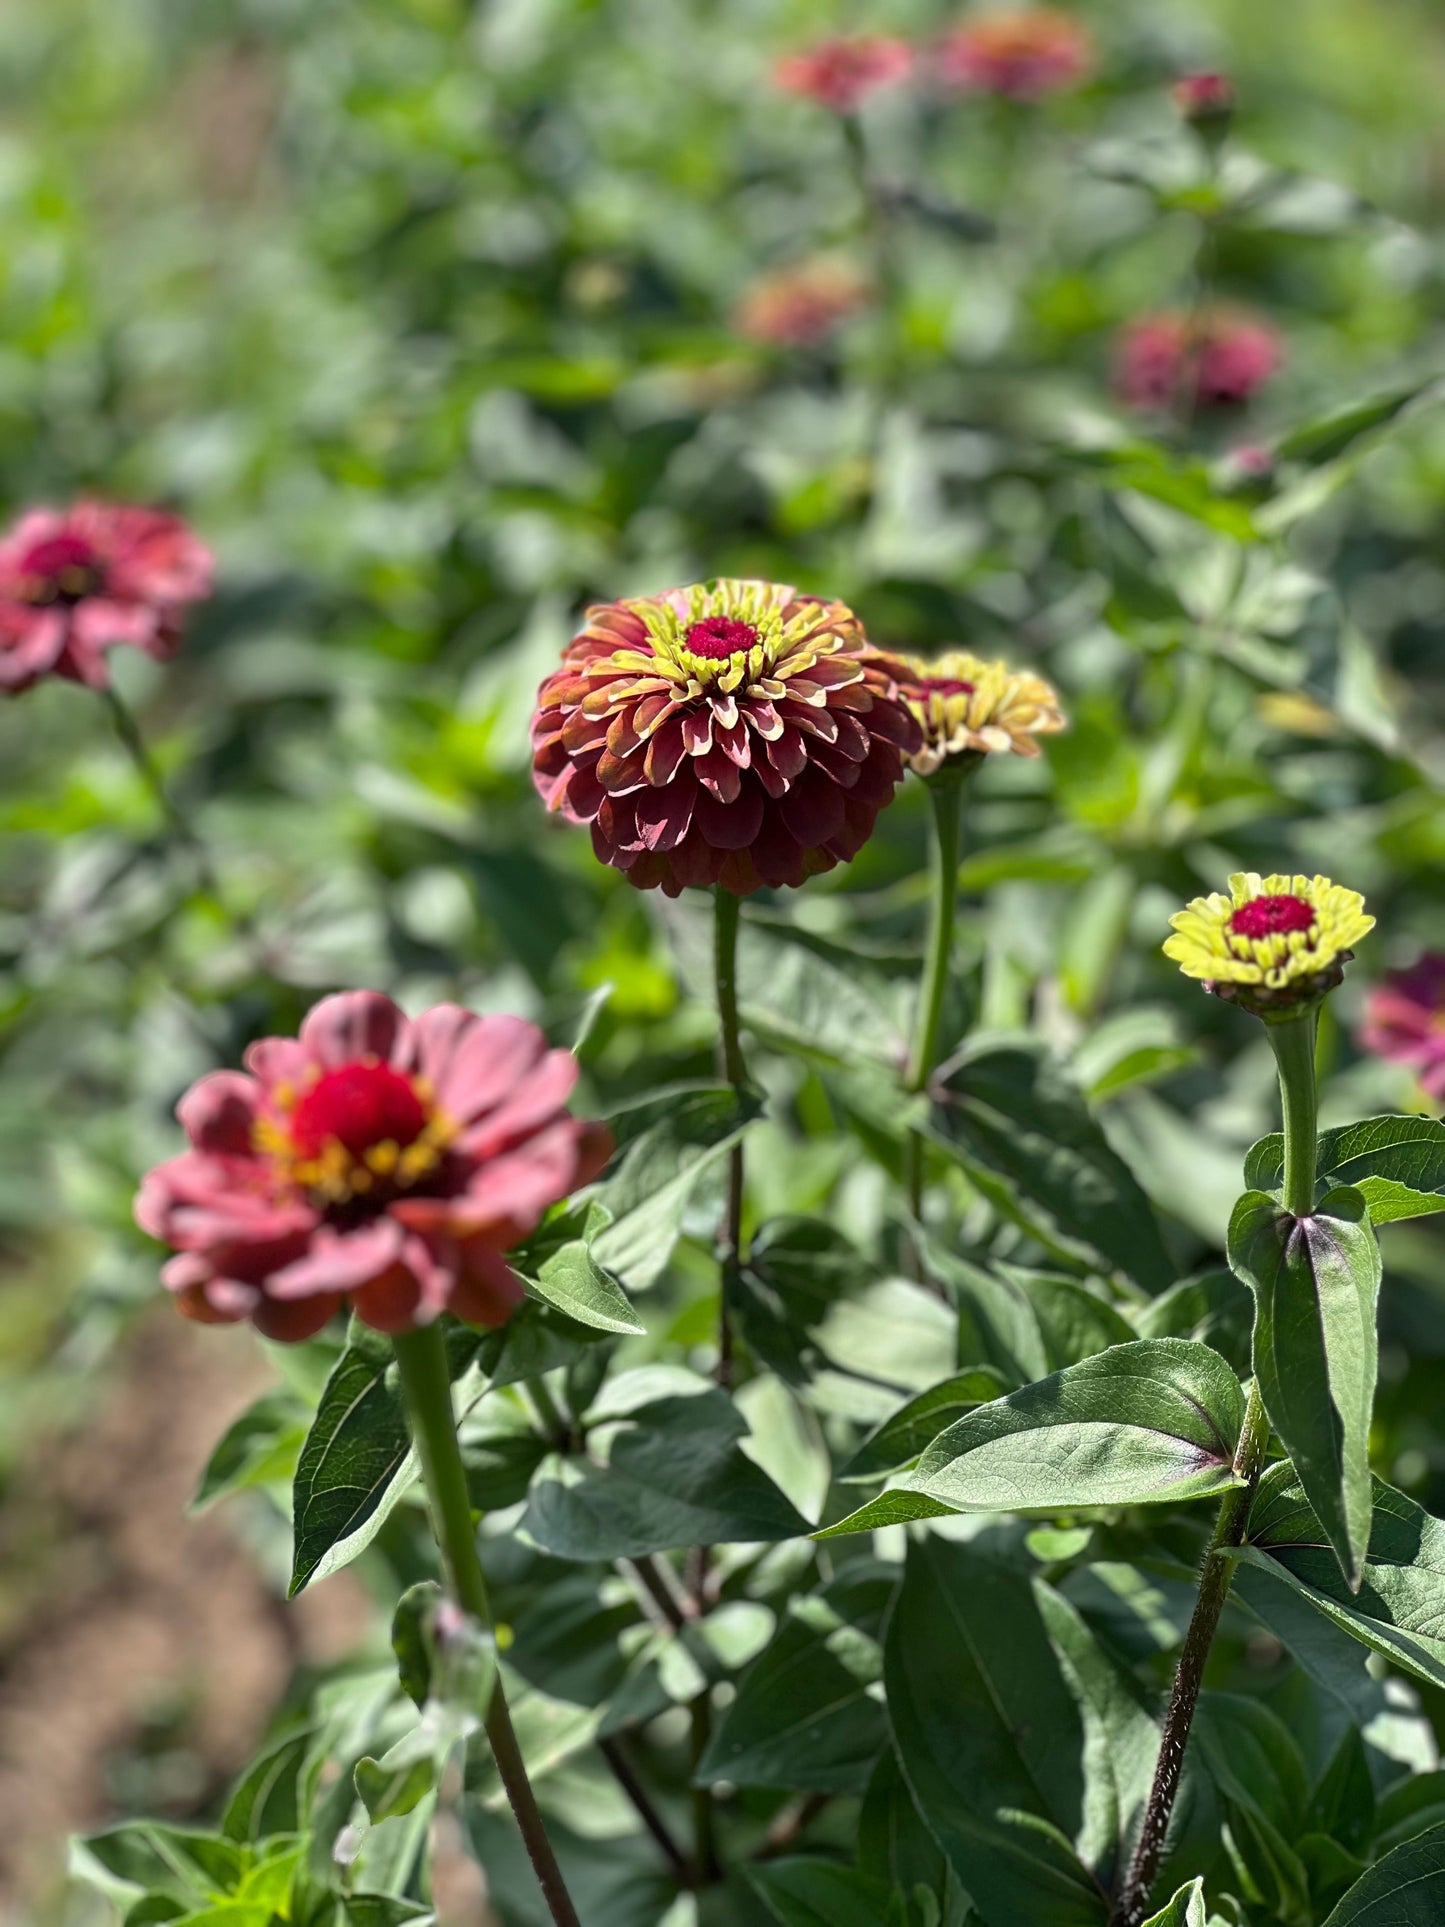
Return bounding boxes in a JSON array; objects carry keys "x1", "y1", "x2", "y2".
[
  {"x1": 905, "y1": 773, "x2": 967, "y2": 1240},
  {"x1": 1112, "y1": 1382, "x2": 1271, "y2": 1926},
  {"x1": 714, "y1": 886, "x2": 747, "y2": 1388},
  {"x1": 1115, "y1": 1008, "x2": 1318, "y2": 1924},
  {"x1": 392, "y1": 1325, "x2": 580, "y2": 1927}
]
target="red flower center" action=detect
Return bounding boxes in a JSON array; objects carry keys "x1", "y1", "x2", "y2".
[
  {"x1": 1229, "y1": 894, "x2": 1315, "y2": 940},
  {"x1": 20, "y1": 532, "x2": 103, "y2": 605},
  {"x1": 922, "y1": 676, "x2": 976, "y2": 698},
  {"x1": 290, "y1": 1061, "x2": 430, "y2": 1161},
  {"x1": 685, "y1": 617, "x2": 760, "y2": 661}
]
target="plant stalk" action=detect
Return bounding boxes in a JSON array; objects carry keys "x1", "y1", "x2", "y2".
[
  {"x1": 713, "y1": 886, "x2": 747, "y2": 1389},
  {"x1": 1114, "y1": 1008, "x2": 1318, "y2": 1924},
  {"x1": 904, "y1": 773, "x2": 967, "y2": 1236},
  {"x1": 392, "y1": 1324, "x2": 581, "y2": 1927}
]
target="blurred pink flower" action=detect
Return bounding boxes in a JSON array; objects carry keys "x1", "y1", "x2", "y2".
[
  {"x1": 775, "y1": 35, "x2": 913, "y2": 113},
  {"x1": 1116, "y1": 310, "x2": 1282, "y2": 413},
  {"x1": 0, "y1": 499, "x2": 212, "y2": 696},
  {"x1": 1359, "y1": 956, "x2": 1445, "y2": 1102},
  {"x1": 1172, "y1": 72, "x2": 1235, "y2": 126},
  {"x1": 937, "y1": 10, "x2": 1093, "y2": 100},
  {"x1": 734, "y1": 258, "x2": 872, "y2": 348},
  {"x1": 136, "y1": 991, "x2": 613, "y2": 1340}
]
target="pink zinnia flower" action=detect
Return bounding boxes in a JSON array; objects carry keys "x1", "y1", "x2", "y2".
[
  {"x1": 0, "y1": 499, "x2": 212, "y2": 696},
  {"x1": 1359, "y1": 956, "x2": 1445, "y2": 1103},
  {"x1": 734, "y1": 258, "x2": 872, "y2": 349},
  {"x1": 774, "y1": 35, "x2": 914, "y2": 114},
  {"x1": 937, "y1": 10, "x2": 1093, "y2": 101},
  {"x1": 531, "y1": 578, "x2": 920, "y2": 897},
  {"x1": 1173, "y1": 72, "x2": 1235, "y2": 127},
  {"x1": 136, "y1": 992, "x2": 614, "y2": 1341},
  {"x1": 1116, "y1": 310, "x2": 1282, "y2": 413}
]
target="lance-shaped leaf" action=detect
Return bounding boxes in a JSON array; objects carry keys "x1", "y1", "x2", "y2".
[
  {"x1": 1141, "y1": 1881, "x2": 1206, "y2": 1927},
  {"x1": 885, "y1": 1535, "x2": 1109, "y2": 1926},
  {"x1": 519, "y1": 1237, "x2": 645, "y2": 1335},
  {"x1": 589, "y1": 1083, "x2": 763, "y2": 1291},
  {"x1": 1319, "y1": 1819, "x2": 1445, "y2": 1924},
  {"x1": 910, "y1": 1340, "x2": 1245, "y2": 1514},
  {"x1": 1237, "y1": 1465, "x2": 1445, "y2": 1693},
  {"x1": 1228, "y1": 1187, "x2": 1381, "y2": 1588},
  {"x1": 1245, "y1": 1115, "x2": 1445, "y2": 1225},
  {"x1": 925, "y1": 1038, "x2": 1174, "y2": 1292},
  {"x1": 840, "y1": 1368, "x2": 1012, "y2": 1483}
]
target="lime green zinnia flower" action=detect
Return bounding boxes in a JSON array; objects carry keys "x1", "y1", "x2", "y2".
[{"x1": 1164, "y1": 871, "x2": 1373, "y2": 1016}]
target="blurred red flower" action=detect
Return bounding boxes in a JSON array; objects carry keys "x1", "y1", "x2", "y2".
[
  {"x1": 1173, "y1": 72, "x2": 1235, "y2": 126},
  {"x1": 937, "y1": 10, "x2": 1092, "y2": 100},
  {"x1": 1116, "y1": 310, "x2": 1281, "y2": 412},
  {"x1": 531, "y1": 579, "x2": 920, "y2": 897},
  {"x1": 775, "y1": 35, "x2": 913, "y2": 113},
  {"x1": 1359, "y1": 956, "x2": 1445, "y2": 1103},
  {"x1": 734, "y1": 258, "x2": 872, "y2": 348},
  {"x1": 0, "y1": 499, "x2": 212, "y2": 696},
  {"x1": 136, "y1": 992, "x2": 612, "y2": 1340}
]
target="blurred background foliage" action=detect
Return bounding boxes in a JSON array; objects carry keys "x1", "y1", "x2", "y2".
[{"x1": 3, "y1": 0, "x2": 1445, "y2": 1914}]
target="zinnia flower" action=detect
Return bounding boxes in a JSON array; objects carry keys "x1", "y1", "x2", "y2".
[
  {"x1": 1359, "y1": 955, "x2": 1445, "y2": 1103},
  {"x1": 1173, "y1": 72, "x2": 1235, "y2": 128},
  {"x1": 531, "y1": 579, "x2": 920, "y2": 897},
  {"x1": 937, "y1": 10, "x2": 1093, "y2": 100},
  {"x1": 734, "y1": 258, "x2": 872, "y2": 349},
  {"x1": 1116, "y1": 310, "x2": 1282, "y2": 413},
  {"x1": 872, "y1": 647, "x2": 1066, "y2": 777},
  {"x1": 775, "y1": 35, "x2": 914, "y2": 113},
  {"x1": 1164, "y1": 873, "x2": 1373, "y2": 1015},
  {"x1": 136, "y1": 992, "x2": 613, "y2": 1341},
  {"x1": 0, "y1": 499, "x2": 213, "y2": 696}
]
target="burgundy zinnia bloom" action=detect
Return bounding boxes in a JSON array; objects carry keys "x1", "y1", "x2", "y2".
[
  {"x1": 136, "y1": 992, "x2": 613, "y2": 1340},
  {"x1": 0, "y1": 499, "x2": 213, "y2": 696},
  {"x1": 734, "y1": 258, "x2": 872, "y2": 348},
  {"x1": 1116, "y1": 310, "x2": 1281, "y2": 413},
  {"x1": 937, "y1": 10, "x2": 1093, "y2": 100},
  {"x1": 531, "y1": 579, "x2": 920, "y2": 897},
  {"x1": 1359, "y1": 956, "x2": 1445, "y2": 1103},
  {"x1": 775, "y1": 35, "x2": 914, "y2": 113}
]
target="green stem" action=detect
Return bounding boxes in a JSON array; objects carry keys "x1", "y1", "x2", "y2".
[
  {"x1": 1269, "y1": 1010, "x2": 1321, "y2": 1219},
  {"x1": 392, "y1": 1325, "x2": 580, "y2": 1927},
  {"x1": 1112, "y1": 1381, "x2": 1271, "y2": 1927},
  {"x1": 714, "y1": 887, "x2": 747, "y2": 1388},
  {"x1": 905, "y1": 774, "x2": 966, "y2": 1230}
]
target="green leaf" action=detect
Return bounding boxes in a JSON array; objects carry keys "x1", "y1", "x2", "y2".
[
  {"x1": 698, "y1": 1564, "x2": 895, "y2": 1794},
  {"x1": 191, "y1": 1388, "x2": 307, "y2": 1511},
  {"x1": 288, "y1": 1322, "x2": 416, "y2": 1596},
  {"x1": 392, "y1": 1582, "x2": 443, "y2": 1709},
  {"x1": 1244, "y1": 1115, "x2": 1445, "y2": 1224},
  {"x1": 354, "y1": 1751, "x2": 436, "y2": 1825},
  {"x1": 911, "y1": 1340, "x2": 1245, "y2": 1513},
  {"x1": 1134, "y1": 1269, "x2": 1253, "y2": 1377},
  {"x1": 221, "y1": 1729, "x2": 311, "y2": 1843},
  {"x1": 69, "y1": 1827, "x2": 246, "y2": 1910},
  {"x1": 859, "y1": 1748, "x2": 970, "y2": 1926},
  {"x1": 814, "y1": 1489, "x2": 962, "y2": 1540},
  {"x1": 1024, "y1": 1274, "x2": 1137, "y2": 1371},
  {"x1": 885, "y1": 1536, "x2": 1108, "y2": 1926},
  {"x1": 590, "y1": 1083, "x2": 762, "y2": 1292},
  {"x1": 1141, "y1": 1882, "x2": 1205, "y2": 1927},
  {"x1": 1275, "y1": 382, "x2": 1440, "y2": 468},
  {"x1": 1192, "y1": 1695, "x2": 1310, "y2": 1920},
  {"x1": 926, "y1": 1039, "x2": 1174, "y2": 1292},
  {"x1": 1238, "y1": 1465, "x2": 1445, "y2": 1693},
  {"x1": 745, "y1": 1857, "x2": 901, "y2": 1927},
  {"x1": 521, "y1": 1237, "x2": 645, "y2": 1335},
  {"x1": 735, "y1": 1217, "x2": 876, "y2": 1386},
  {"x1": 840, "y1": 1370, "x2": 1012, "y2": 1482},
  {"x1": 1228, "y1": 1187, "x2": 1381, "y2": 1587},
  {"x1": 520, "y1": 1375, "x2": 808, "y2": 1560},
  {"x1": 1320, "y1": 1820, "x2": 1445, "y2": 1924}
]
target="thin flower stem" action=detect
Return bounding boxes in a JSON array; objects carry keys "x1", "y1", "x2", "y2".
[
  {"x1": 689, "y1": 1686, "x2": 720, "y2": 1886},
  {"x1": 1269, "y1": 1010, "x2": 1321, "y2": 1220},
  {"x1": 713, "y1": 886, "x2": 747, "y2": 1389},
  {"x1": 596, "y1": 1735, "x2": 692, "y2": 1884},
  {"x1": 1114, "y1": 1009, "x2": 1319, "y2": 1925},
  {"x1": 392, "y1": 1324, "x2": 581, "y2": 1927},
  {"x1": 904, "y1": 775, "x2": 966, "y2": 1240},
  {"x1": 1111, "y1": 1381, "x2": 1271, "y2": 1927}
]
